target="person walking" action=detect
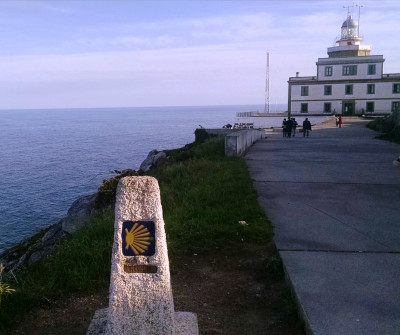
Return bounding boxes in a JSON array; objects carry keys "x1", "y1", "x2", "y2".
[
  {"x1": 303, "y1": 118, "x2": 312, "y2": 137},
  {"x1": 338, "y1": 116, "x2": 343, "y2": 128},
  {"x1": 282, "y1": 118, "x2": 287, "y2": 137},
  {"x1": 336, "y1": 116, "x2": 339, "y2": 127},
  {"x1": 291, "y1": 118, "x2": 298, "y2": 137},
  {"x1": 286, "y1": 117, "x2": 293, "y2": 138}
]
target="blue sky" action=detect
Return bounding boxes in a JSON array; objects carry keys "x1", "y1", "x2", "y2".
[{"x1": 1, "y1": 0, "x2": 399, "y2": 109}]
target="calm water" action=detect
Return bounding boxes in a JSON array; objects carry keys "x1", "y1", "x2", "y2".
[{"x1": 0, "y1": 104, "x2": 276, "y2": 253}]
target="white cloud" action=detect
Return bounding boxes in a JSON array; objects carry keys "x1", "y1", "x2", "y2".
[{"x1": 1, "y1": 1, "x2": 400, "y2": 109}]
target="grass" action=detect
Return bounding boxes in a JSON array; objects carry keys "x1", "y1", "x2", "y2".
[
  {"x1": 366, "y1": 112, "x2": 400, "y2": 144},
  {"x1": 376, "y1": 126, "x2": 400, "y2": 144},
  {"x1": 0, "y1": 210, "x2": 114, "y2": 328},
  {"x1": 0, "y1": 135, "x2": 273, "y2": 331}
]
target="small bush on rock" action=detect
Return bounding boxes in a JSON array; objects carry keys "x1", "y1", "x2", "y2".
[
  {"x1": 0, "y1": 264, "x2": 14, "y2": 306},
  {"x1": 96, "y1": 169, "x2": 138, "y2": 209}
]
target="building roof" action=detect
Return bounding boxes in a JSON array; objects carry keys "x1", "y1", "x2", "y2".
[{"x1": 341, "y1": 16, "x2": 358, "y2": 29}]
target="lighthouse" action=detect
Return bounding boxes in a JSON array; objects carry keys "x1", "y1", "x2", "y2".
[
  {"x1": 327, "y1": 13, "x2": 371, "y2": 58},
  {"x1": 288, "y1": 7, "x2": 400, "y2": 116}
]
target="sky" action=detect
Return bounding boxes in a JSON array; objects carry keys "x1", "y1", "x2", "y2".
[{"x1": 1, "y1": 0, "x2": 400, "y2": 109}]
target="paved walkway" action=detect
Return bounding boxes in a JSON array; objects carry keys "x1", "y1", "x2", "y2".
[{"x1": 245, "y1": 117, "x2": 400, "y2": 335}]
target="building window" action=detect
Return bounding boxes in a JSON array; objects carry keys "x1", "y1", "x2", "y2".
[
  {"x1": 324, "y1": 103, "x2": 332, "y2": 113},
  {"x1": 367, "y1": 84, "x2": 375, "y2": 94},
  {"x1": 345, "y1": 84, "x2": 353, "y2": 95},
  {"x1": 393, "y1": 83, "x2": 400, "y2": 94},
  {"x1": 368, "y1": 64, "x2": 376, "y2": 75},
  {"x1": 324, "y1": 85, "x2": 332, "y2": 95},
  {"x1": 392, "y1": 101, "x2": 400, "y2": 112},
  {"x1": 301, "y1": 103, "x2": 308, "y2": 113},
  {"x1": 301, "y1": 86, "x2": 309, "y2": 96},
  {"x1": 366, "y1": 102, "x2": 374, "y2": 113},
  {"x1": 343, "y1": 65, "x2": 357, "y2": 76},
  {"x1": 325, "y1": 66, "x2": 333, "y2": 77}
]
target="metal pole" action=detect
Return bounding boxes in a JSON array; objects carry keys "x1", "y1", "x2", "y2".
[
  {"x1": 265, "y1": 52, "x2": 270, "y2": 114},
  {"x1": 356, "y1": 4, "x2": 363, "y2": 37}
]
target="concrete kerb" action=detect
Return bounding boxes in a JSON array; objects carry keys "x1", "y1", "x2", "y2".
[{"x1": 281, "y1": 261, "x2": 313, "y2": 335}]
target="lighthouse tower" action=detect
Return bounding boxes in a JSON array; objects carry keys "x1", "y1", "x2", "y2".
[
  {"x1": 287, "y1": 6, "x2": 400, "y2": 116},
  {"x1": 327, "y1": 13, "x2": 371, "y2": 58}
]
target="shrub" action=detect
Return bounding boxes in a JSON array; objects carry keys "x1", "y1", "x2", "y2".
[
  {"x1": 0, "y1": 264, "x2": 15, "y2": 306},
  {"x1": 194, "y1": 128, "x2": 209, "y2": 143},
  {"x1": 96, "y1": 169, "x2": 138, "y2": 208}
]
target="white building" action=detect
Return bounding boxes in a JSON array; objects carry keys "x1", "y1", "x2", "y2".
[{"x1": 288, "y1": 12, "x2": 400, "y2": 116}]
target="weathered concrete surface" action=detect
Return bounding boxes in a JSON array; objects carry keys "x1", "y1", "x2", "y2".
[
  {"x1": 107, "y1": 176, "x2": 175, "y2": 335},
  {"x1": 225, "y1": 129, "x2": 264, "y2": 156},
  {"x1": 245, "y1": 117, "x2": 400, "y2": 335},
  {"x1": 87, "y1": 176, "x2": 198, "y2": 335}
]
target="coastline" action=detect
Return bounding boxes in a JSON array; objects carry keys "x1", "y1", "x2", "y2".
[
  {"x1": 0, "y1": 105, "x2": 255, "y2": 252},
  {"x1": 0, "y1": 150, "x2": 167, "y2": 276},
  {"x1": 0, "y1": 131, "x2": 305, "y2": 335}
]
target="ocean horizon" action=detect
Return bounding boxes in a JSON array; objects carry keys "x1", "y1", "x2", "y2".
[{"x1": 0, "y1": 104, "x2": 287, "y2": 253}]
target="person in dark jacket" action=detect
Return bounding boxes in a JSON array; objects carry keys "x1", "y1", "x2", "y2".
[
  {"x1": 303, "y1": 118, "x2": 312, "y2": 137},
  {"x1": 286, "y1": 117, "x2": 293, "y2": 138},
  {"x1": 282, "y1": 118, "x2": 287, "y2": 137},
  {"x1": 291, "y1": 118, "x2": 298, "y2": 137}
]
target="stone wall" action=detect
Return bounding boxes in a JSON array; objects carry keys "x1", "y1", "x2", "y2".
[
  {"x1": 199, "y1": 128, "x2": 265, "y2": 157},
  {"x1": 224, "y1": 129, "x2": 265, "y2": 156}
]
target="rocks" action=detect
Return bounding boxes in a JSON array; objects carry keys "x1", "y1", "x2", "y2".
[
  {"x1": 62, "y1": 193, "x2": 98, "y2": 234},
  {"x1": 42, "y1": 221, "x2": 64, "y2": 246},
  {"x1": 0, "y1": 221, "x2": 65, "y2": 276},
  {"x1": 1, "y1": 149, "x2": 168, "y2": 278},
  {"x1": 139, "y1": 149, "x2": 167, "y2": 172},
  {"x1": 1, "y1": 191, "x2": 105, "y2": 276}
]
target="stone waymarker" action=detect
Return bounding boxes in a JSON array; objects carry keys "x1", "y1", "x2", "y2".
[{"x1": 87, "y1": 176, "x2": 198, "y2": 335}]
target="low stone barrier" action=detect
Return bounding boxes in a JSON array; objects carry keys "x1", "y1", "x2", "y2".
[
  {"x1": 224, "y1": 129, "x2": 264, "y2": 156},
  {"x1": 87, "y1": 176, "x2": 198, "y2": 335},
  {"x1": 198, "y1": 128, "x2": 264, "y2": 157}
]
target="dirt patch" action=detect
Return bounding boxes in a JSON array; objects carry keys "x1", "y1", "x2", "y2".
[
  {"x1": 171, "y1": 242, "x2": 304, "y2": 335},
  {"x1": 4, "y1": 242, "x2": 304, "y2": 335},
  {"x1": 4, "y1": 293, "x2": 108, "y2": 335}
]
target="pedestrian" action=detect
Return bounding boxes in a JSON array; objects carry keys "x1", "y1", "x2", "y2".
[
  {"x1": 291, "y1": 118, "x2": 298, "y2": 137},
  {"x1": 286, "y1": 117, "x2": 293, "y2": 138},
  {"x1": 282, "y1": 118, "x2": 287, "y2": 137},
  {"x1": 338, "y1": 116, "x2": 343, "y2": 128},
  {"x1": 336, "y1": 116, "x2": 339, "y2": 127},
  {"x1": 303, "y1": 118, "x2": 312, "y2": 137}
]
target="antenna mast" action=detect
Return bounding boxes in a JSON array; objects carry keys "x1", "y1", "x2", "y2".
[
  {"x1": 356, "y1": 4, "x2": 363, "y2": 37},
  {"x1": 264, "y1": 52, "x2": 270, "y2": 114}
]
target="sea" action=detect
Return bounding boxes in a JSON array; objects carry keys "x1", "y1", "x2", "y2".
[{"x1": 0, "y1": 104, "x2": 286, "y2": 254}]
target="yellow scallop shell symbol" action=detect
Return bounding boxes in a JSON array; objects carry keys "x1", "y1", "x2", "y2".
[{"x1": 125, "y1": 222, "x2": 154, "y2": 255}]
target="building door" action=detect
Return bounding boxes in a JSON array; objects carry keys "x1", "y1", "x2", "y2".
[{"x1": 343, "y1": 102, "x2": 355, "y2": 115}]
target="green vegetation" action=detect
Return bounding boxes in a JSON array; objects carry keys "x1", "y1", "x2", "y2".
[
  {"x1": 0, "y1": 210, "x2": 114, "y2": 328},
  {"x1": 96, "y1": 169, "x2": 138, "y2": 209},
  {"x1": 151, "y1": 136, "x2": 272, "y2": 253},
  {"x1": 367, "y1": 111, "x2": 400, "y2": 144},
  {"x1": 0, "y1": 264, "x2": 15, "y2": 306},
  {"x1": 0, "y1": 135, "x2": 273, "y2": 330}
]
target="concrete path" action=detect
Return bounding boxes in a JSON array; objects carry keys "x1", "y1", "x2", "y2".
[{"x1": 245, "y1": 117, "x2": 400, "y2": 335}]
